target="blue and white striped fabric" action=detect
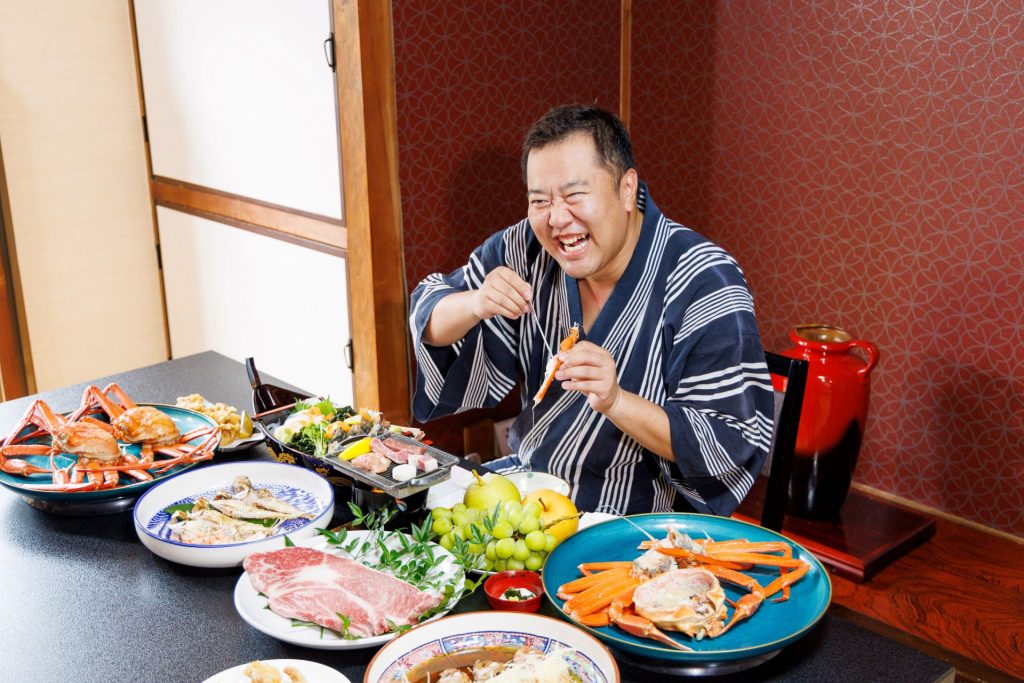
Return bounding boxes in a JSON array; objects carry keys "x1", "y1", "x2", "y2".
[{"x1": 410, "y1": 186, "x2": 773, "y2": 516}]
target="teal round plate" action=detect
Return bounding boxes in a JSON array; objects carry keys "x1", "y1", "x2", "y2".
[
  {"x1": 0, "y1": 404, "x2": 218, "y2": 504},
  {"x1": 541, "y1": 513, "x2": 831, "y2": 664}
]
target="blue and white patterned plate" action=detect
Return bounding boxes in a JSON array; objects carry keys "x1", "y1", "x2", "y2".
[
  {"x1": 144, "y1": 481, "x2": 321, "y2": 540},
  {"x1": 133, "y1": 461, "x2": 334, "y2": 568},
  {"x1": 365, "y1": 611, "x2": 620, "y2": 682}
]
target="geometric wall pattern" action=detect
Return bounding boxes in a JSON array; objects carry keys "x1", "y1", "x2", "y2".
[
  {"x1": 393, "y1": 1, "x2": 1022, "y2": 536},
  {"x1": 393, "y1": 2, "x2": 620, "y2": 452},
  {"x1": 632, "y1": 1, "x2": 1024, "y2": 535}
]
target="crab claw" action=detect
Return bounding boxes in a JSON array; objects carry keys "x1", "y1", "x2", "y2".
[
  {"x1": 717, "y1": 593, "x2": 763, "y2": 635},
  {"x1": 608, "y1": 599, "x2": 694, "y2": 651},
  {"x1": 0, "y1": 450, "x2": 53, "y2": 476}
]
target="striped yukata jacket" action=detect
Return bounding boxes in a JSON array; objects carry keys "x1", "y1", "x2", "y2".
[{"x1": 409, "y1": 185, "x2": 774, "y2": 516}]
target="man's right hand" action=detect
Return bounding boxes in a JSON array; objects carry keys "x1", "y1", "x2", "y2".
[
  {"x1": 423, "y1": 267, "x2": 532, "y2": 346},
  {"x1": 472, "y1": 267, "x2": 532, "y2": 321}
]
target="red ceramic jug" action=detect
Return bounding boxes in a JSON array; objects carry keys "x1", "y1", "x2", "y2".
[{"x1": 781, "y1": 325, "x2": 879, "y2": 519}]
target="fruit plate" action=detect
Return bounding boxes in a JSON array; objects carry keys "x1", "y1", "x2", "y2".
[
  {"x1": 234, "y1": 530, "x2": 466, "y2": 650},
  {"x1": 460, "y1": 512, "x2": 617, "y2": 577},
  {"x1": 542, "y1": 513, "x2": 831, "y2": 664}
]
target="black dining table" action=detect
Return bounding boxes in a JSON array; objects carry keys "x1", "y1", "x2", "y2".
[{"x1": 0, "y1": 352, "x2": 955, "y2": 682}]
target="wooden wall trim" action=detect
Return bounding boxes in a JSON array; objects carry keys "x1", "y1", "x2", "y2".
[
  {"x1": 0, "y1": 144, "x2": 31, "y2": 399},
  {"x1": 128, "y1": 0, "x2": 171, "y2": 360},
  {"x1": 334, "y1": 0, "x2": 411, "y2": 423},
  {"x1": 151, "y1": 177, "x2": 347, "y2": 256},
  {"x1": 620, "y1": 0, "x2": 632, "y2": 129},
  {"x1": 851, "y1": 482, "x2": 1024, "y2": 545}
]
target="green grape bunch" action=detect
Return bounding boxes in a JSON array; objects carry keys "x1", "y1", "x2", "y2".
[{"x1": 429, "y1": 500, "x2": 559, "y2": 573}]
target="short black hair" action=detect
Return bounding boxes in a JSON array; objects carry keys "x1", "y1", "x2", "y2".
[{"x1": 521, "y1": 104, "x2": 635, "y2": 183}]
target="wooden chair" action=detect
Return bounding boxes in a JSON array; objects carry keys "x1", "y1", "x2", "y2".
[
  {"x1": 755, "y1": 351, "x2": 809, "y2": 531},
  {"x1": 462, "y1": 416, "x2": 515, "y2": 464}
]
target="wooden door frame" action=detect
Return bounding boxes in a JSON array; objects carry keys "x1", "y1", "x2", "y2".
[
  {"x1": 333, "y1": 0, "x2": 410, "y2": 424},
  {"x1": 128, "y1": 0, "x2": 411, "y2": 423},
  {"x1": 0, "y1": 143, "x2": 32, "y2": 399}
]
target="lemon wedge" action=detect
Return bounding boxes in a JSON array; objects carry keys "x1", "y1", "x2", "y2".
[
  {"x1": 340, "y1": 437, "x2": 372, "y2": 460},
  {"x1": 238, "y1": 411, "x2": 254, "y2": 439}
]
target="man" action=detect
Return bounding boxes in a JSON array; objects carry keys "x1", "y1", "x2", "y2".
[{"x1": 409, "y1": 105, "x2": 773, "y2": 515}]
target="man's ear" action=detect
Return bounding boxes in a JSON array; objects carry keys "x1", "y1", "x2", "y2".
[{"x1": 619, "y1": 168, "x2": 639, "y2": 211}]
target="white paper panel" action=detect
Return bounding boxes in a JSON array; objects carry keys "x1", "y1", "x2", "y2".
[
  {"x1": 157, "y1": 207, "x2": 352, "y2": 404},
  {"x1": 135, "y1": 0, "x2": 342, "y2": 219},
  {"x1": 0, "y1": 0, "x2": 167, "y2": 391}
]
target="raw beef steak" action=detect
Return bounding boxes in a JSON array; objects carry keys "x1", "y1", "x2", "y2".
[{"x1": 243, "y1": 546, "x2": 442, "y2": 636}]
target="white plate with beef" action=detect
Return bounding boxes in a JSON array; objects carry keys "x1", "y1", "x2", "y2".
[{"x1": 233, "y1": 530, "x2": 466, "y2": 649}]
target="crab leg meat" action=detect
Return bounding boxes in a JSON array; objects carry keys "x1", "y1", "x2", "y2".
[
  {"x1": 608, "y1": 599, "x2": 694, "y2": 651},
  {"x1": 533, "y1": 326, "x2": 579, "y2": 404}
]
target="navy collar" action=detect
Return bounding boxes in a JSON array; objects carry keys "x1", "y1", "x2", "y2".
[{"x1": 565, "y1": 182, "x2": 658, "y2": 345}]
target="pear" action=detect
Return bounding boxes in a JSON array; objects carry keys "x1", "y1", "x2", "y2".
[
  {"x1": 463, "y1": 471, "x2": 521, "y2": 511},
  {"x1": 521, "y1": 488, "x2": 579, "y2": 543}
]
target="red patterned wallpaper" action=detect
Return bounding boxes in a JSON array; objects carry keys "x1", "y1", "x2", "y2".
[
  {"x1": 631, "y1": 2, "x2": 1024, "y2": 535},
  {"x1": 393, "y1": 1, "x2": 621, "y2": 453}
]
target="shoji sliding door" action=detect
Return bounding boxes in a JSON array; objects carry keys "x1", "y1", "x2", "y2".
[{"x1": 133, "y1": 0, "x2": 352, "y2": 403}]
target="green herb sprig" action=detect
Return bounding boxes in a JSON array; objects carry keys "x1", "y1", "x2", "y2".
[
  {"x1": 163, "y1": 502, "x2": 280, "y2": 528},
  {"x1": 294, "y1": 501, "x2": 482, "y2": 635}
]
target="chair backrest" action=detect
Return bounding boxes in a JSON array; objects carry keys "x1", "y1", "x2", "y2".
[{"x1": 759, "y1": 351, "x2": 809, "y2": 531}]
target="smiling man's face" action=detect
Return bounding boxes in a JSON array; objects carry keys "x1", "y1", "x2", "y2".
[{"x1": 526, "y1": 133, "x2": 639, "y2": 285}]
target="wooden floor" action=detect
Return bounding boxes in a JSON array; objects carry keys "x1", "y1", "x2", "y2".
[{"x1": 828, "y1": 514, "x2": 1024, "y2": 682}]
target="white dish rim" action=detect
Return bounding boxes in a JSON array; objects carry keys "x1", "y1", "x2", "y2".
[
  {"x1": 133, "y1": 461, "x2": 334, "y2": 550},
  {"x1": 233, "y1": 531, "x2": 466, "y2": 650},
  {"x1": 202, "y1": 658, "x2": 350, "y2": 683}
]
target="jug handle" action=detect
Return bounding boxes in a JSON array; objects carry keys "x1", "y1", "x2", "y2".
[{"x1": 850, "y1": 340, "x2": 879, "y2": 380}]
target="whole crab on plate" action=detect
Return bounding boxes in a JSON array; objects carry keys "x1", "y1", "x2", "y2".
[
  {"x1": 0, "y1": 383, "x2": 219, "y2": 504},
  {"x1": 542, "y1": 513, "x2": 831, "y2": 666},
  {"x1": 175, "y1": 393, "x2": 263, "y2": 454}
]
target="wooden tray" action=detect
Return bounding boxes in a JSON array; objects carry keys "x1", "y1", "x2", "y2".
[{"x1": 734, "y1": 485, "x2": 935, "y2": 582}]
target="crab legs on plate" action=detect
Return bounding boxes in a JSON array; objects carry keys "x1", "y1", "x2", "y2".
[
  {"x1": 0, "y1": 384, "x2": 219, "y2": 492},
  {"x1": 73, "y1": 383, "x2": 219, "y2": 473},
  {"x1": 556, "y1": 525, "x2": 810, "y2": 649}
]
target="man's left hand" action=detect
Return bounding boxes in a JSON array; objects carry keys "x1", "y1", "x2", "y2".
[{"x1": 555, "y1": 341, "x2": 621, "y2": 414}]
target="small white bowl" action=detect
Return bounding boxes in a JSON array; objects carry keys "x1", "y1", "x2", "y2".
[
  {"x1": 364, "y1": 611, "x2": 619, "y2": 683},
  {"x1": 133, "y1": 461, "x2": 334, "y2": 568},
  {"x1": 506, "y1": 471, "x2": 571, "y2": 497}
]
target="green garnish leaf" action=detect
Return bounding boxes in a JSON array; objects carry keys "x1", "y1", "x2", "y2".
[
  {"x1": 318, "y1": 527, "x2": 347, "y2": 545},
  {"x1": 264, "y1": 502, "x2": 475, "y2": 643},
  {"x1": 316, "y1": 398, "x2": 336, "y2": 419},
  {"x1": 164, "y1": 502, "x2": 279, "y2": 528}
]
